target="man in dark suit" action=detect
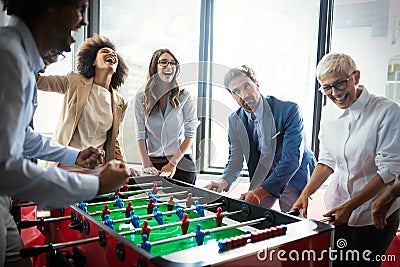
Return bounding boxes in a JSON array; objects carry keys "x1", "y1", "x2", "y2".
[{"x1": 206, "y1": 65, "x2": 316, "y2": 212}]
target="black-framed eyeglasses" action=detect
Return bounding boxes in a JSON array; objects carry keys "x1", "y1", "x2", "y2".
[
  {"x1": 158, "y1": 60, "x2": 178, "y2": 67},
  {"x1": 319, "y1": 71, "x2": 356, "y2": 96}
]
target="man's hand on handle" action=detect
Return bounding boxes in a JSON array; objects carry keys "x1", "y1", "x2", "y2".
[{"x1": 97, "y1": 160, "x2": 130, "y2": 195}]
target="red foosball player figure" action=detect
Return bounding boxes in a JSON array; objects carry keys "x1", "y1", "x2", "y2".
[
  {"x1": 152, "y1": 180, "x2": 158, "y2": 194},
  {"x1": 122, "y1": 183, "x2": 129, "y2": 192},
  {"x1": 215, "y1": 207, "x2": 224, "y2": 227},
  {"x1": 102, "y1": 204, "x2": 111, "y2": 221},
  {"x1": 125, "y1": 201, "x2": 134, "y2": 218},
  {"x1": 121, "y1": 183, "x2": 129, "y2": 199},
  {"x1": 142, "y1": 220, "x2": 151, "y2": 238},
  {"x1": 167, "y1": 196, "x2": 175, "y2": 211},
  {"x1": 180, "y1": 213, "x2": 190, "y2": 235},
  {"x1": 115, "y1": 188, "x2": 122, "y2": 198},
  {"x1": 186, "y1": 193, "x2": 194, "y2": 208},
  {"x1": 147, "y1": 198, "x2": 155, "y2": 214}
]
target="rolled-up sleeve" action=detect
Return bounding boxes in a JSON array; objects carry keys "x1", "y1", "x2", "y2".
[
  {"x1": 134, "y1": 91, "x2": 147, "y2": 140},
  {"x1": 375, "y1": 103, "x2": 400, "y2": 183},
  {"x1": 317, "y1": 112, "x2": 336, "y2": 170},
  {"x1": 182, "y1": 92, "x2": 199, "y2": 137}
]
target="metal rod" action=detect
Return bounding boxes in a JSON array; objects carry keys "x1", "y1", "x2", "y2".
[
  {"x1": 96, "y1": 185, "x2": 171, "y2": 198},
  {"x1": 52, "y1": 236, "x2": 100, "y2": 250},
  {"x1": 119, "y1": 205, "x2": 238, "y2": 236},
  {"x1": 113, "y1": 202, "x2": 227, "y2": 223},
  {"x1": 150, "y1": 217, "x2": 266, "y2": 246},
  {"x1": 86, "y1": 190, "x2": 189, "y2": 207}
]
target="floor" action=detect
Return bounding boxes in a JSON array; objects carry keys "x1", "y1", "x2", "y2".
[{"x1": 195, "y1": 174, "x2": 327, "y2": 220}]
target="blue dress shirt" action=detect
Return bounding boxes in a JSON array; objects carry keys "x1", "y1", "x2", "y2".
[{"x1": 0, "y1": 16, "x2": 98, "y2": 208}]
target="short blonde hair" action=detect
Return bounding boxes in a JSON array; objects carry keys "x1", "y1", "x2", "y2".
[{"x1": 316, "y1": 52, "x2": 357, "y2": 82}]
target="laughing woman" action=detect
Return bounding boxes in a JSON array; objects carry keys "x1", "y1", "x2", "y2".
[
  {"x1": 134, "y1": 48, "x2": 198, "y2": 184},
  {"x1": 36, "y1": 34, "x2": 139, "y2": 175},
  {"x1": 292, "y1": 52, "x2": 400, "y2": 267}
]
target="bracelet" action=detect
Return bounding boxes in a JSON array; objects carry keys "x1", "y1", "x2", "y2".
[{"x1": 169, "y1": 161, "x2": 177, "y2": 167}]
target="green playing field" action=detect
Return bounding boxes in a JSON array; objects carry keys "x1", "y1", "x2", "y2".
[{"x1": 86, "y1": 196, "x2": 245, "y2": 256}]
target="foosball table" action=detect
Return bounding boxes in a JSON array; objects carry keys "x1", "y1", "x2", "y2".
[{"x1": 19, "y1": 175, "x2": 334, "y2": 266}]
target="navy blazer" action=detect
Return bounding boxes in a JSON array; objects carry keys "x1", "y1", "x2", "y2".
[{"x1": 222, "y1": 96, "x2": 316, "y2": 198}]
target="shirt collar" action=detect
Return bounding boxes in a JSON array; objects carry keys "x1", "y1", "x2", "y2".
[
  {"x1": 8, "y1": 16, "x2": 44, "y2": 74},
  {"x1": 244, "y1": 97, "x2": 263, "y2": 120},
  {"x1": 348, "y1": 85, "x2": 369, "y2": 118},
  {"x1": 332, "y1": 85, "x2": 369, "y2": 119},
  {"x1": 343, "y1": 85, "x2": 369, "y2": 119}
]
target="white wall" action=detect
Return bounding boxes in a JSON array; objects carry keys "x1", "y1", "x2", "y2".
[{"x1": 0, "y1": 2, "x2": 9, "y2": 26}]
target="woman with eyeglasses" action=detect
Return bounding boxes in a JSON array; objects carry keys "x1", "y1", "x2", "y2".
[
  {"x1": 134, "y1": 48, "x2": 198, "y2": 184},
  {"x1": 36, "y1": 34, "x2": 139, "y2": 176},
  {"x1": 292, "y1": 52, "x2": 400, "y2": 267}
]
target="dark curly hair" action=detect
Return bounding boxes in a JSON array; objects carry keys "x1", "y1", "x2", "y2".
[
  {"x1": 76, "y1": 34, "x2": 129, "y2": 89},
  {"x1": 142, "y1": 48, "x2": 182, "y2": 114}
]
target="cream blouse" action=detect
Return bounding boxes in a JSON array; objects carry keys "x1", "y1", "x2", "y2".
[{"x1": 69, "y1": 84, "x2": 113, "y2": 151}]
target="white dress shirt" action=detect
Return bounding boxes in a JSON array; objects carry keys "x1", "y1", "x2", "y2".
[
  {"x1": 0, "y1": 16, "x2": 98, "y2": 208},
  {"x1": 244, "y1": 101, "x2": 263, "y2": 152},
  {"x1": 134, "y1": 89, "x2": 199, "y2": 157},
  {"x1": 319, "y1": 86, "x2": 400, "y2": 226}
]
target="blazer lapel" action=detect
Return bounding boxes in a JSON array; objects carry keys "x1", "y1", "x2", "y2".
[
  {"x1": 237, "y1": 109, "x2": 260, "y2": 185},
  {"x1": 75, "y1": 77, "x2": 93, "y2": 123},
  {"x1": 248, "y1": 97, "x2": 277, "y2": 191}
]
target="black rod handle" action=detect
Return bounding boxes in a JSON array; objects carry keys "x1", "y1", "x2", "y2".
[
  {"x1": 17, "y1": 219, "x2": 44, "y2": 230},
  {"x1": 20, "y1": 244, "x2": 53, "y2": 258}
]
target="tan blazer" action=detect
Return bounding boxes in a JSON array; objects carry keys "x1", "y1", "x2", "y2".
[{"x1": 36, "y1": 72, "x2": 128, "y2": 166}]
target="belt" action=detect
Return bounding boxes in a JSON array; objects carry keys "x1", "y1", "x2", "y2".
[{"x1": 149, "y1": 157, "x2": 170, "y2": 164}]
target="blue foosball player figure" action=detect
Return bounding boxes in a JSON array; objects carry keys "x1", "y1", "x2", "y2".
[
  {"x1": 78, "y1": 202, "x2": 87, "y2": 213},
  {"x1": 129, "y1": 210, "x2": 140, "y2": 228},
  {"x1": 175, "y1": 204, "x2": 184, "y2": 220},
  {"x1": 153, "y1": 207, "x2": 164, "y2": 225},
  {"x1": 147, "y1": 192, "x2": 157, "y2": 204},
  {"x1": 194, "y1": 200, "x2": 205, "y2": 217},
  {"x1": 115, "y1": 195, "x2": 124, "y2": 208},
  {"x1": 141, "y1": 234, "x2": 152, "y2": 253},
  {"x1": 195, "y1": 223, "x2": 206, "y2": 245},
  {"x1": 103, "y1": 214, "x2": 114, "y2": 230}
]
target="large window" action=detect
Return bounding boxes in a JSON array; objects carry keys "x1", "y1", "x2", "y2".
[
  {"x1": 331, "y1": 0, "x2": 400, "y2": 104},
  {"x1": 99, "y1": 0, "x2": 201, "y2": 163},
  {"x1": 208, "y1": 0, "x2": 320, "y2": 169},
  {"x1": 34, "y1": 55, "x2": 74, "y2": 136},
  {"x1": 99, "y1": 0, "x2": 321, "y2": 173},
  {"x1": 10, "y1": 0, "x2": 398, "y2": 175}
]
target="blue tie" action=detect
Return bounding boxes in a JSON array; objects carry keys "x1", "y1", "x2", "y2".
[{"x1": 248, "y1": 113, "x2": 259, "y2": 150}]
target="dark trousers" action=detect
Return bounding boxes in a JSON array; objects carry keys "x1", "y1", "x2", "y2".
[
  {"x1": 332, "y1": 209, "x2": 399, "y2": 267},
  {"x1": 0, "y1": 196, "x2": 33, "y2": 267},
  {"x1": 151, "y1": 154, "x2": 196, "y2": 185}
]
